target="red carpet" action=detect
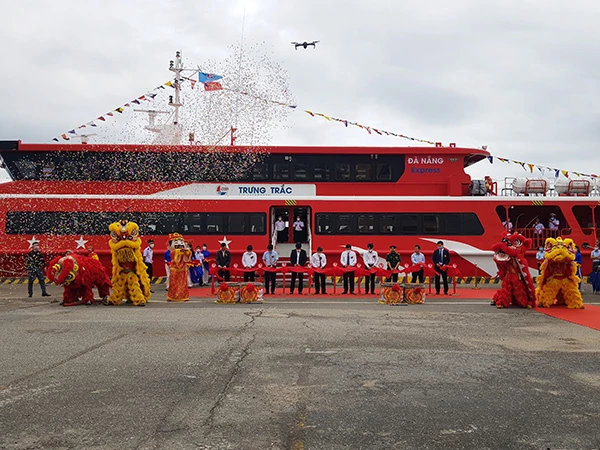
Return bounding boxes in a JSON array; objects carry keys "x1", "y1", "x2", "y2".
[{"x1": 535, "y1": 305, "x2": 600, "y2": 331}]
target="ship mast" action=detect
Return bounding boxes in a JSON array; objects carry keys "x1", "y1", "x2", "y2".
[{"x1": 169, "y1": 51, "x2": 184, "y2": 125}]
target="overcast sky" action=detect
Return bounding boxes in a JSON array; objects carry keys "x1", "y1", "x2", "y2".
[{"x1": 1, "y1": 0, "x2": 599, "y2": 184}]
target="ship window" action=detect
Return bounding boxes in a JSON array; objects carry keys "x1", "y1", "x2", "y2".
[
  {"x1": 205, "y1": 214, "x2": 223, "y2": 233},
  {"x1": 293, "y1": 163, "x2": 308, "y2": 181},
  {"x1": 380, "y1": 215, "x2": 396, "y2": 233},
  {"x1": 183, "y1": 213, "x2": 204, "y2": 234},
  {"x1": 227, "y1": 214, "x2": 246, "y2": 234},
  {"x1": 335, "y1": 163, "x2": 351, "y2": 181},
  {"x1": 313, "y1": 163, "x2": 331, "y2": 181},
  {"x1": 376, "y1": 163, "x2": 392, "y2": 181},
  {"x1": 399, "y1": 214, "x2": 419, "y2": 235},
  {"x1": 336, "y1": 214, "x2": 353, "y2": 233},
  {"x1": 314, "y1": 213, "x2": 484, "y2": 236},
  {"x1": 423, "y1": 214, "x2": 440, "y2": 234},
  {"x1": 357, "y1": 214, "x2": 375, "y2": 233},
  {"x1": 156, "y1": 213, "x2": 182, "y2": 234},
  {"x1": 14, "y1": 159, "x2": 37, "y2": 180},
  {"x1": 355, "y1": 164, "x2": 372, "y2": 181},
  {"x1": 249, "y1": 214, "x2": 265, "y2": 234},
  {"x1": 252, "y1": 163, "x2": 268, "y2": 181},
  {"x1": 273, "y1": 163, "x2": 290, "y2": 181},
  {"x1": 316, "y1": 214, "x2": 333, "y2": 234}
]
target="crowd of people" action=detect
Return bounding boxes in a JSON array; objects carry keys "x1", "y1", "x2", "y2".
[{"x1": 150, "y1": 240, "x2": 455, "y2": 296}]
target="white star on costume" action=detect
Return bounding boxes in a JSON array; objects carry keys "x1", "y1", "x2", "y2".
[
  {"x1": 218, "y1": 236, "x2": 232, "y2": 248},
  {"x1": 75, "y1": 236, "x2": 89, "y2": 249},
  {"x1": 26, "y1": 236, "x2": 39, "y2": 247}
]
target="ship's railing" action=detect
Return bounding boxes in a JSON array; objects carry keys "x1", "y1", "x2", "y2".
[{"x1": 478, "y1": 177, "x2": 600, "y2": 197}]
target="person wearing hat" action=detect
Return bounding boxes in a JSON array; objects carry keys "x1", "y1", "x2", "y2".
[
  {"x1": 340, "y1": 244, "x2": 357, "y2": 294},
  {"x1": 548, "y1": 213, "x2": 559, "y2": 238},
  {"x1": 362, "y1": 243, "x2": 378, "y2": 294},
  {"x1": 289, "y1": 242, "x2": 308, "y2": 294},
  {"x1": 535, "y1": 246, "x2": 545, "y2": 275},
  {"x1": 385, "y1": 245, "x2": 402, "y2": 282},
  {"x1": 216, "y1": 242, "x2": 231, "y2": 282},
  {"x1": 432, "y1": 241, "x2": 450, "y2": 295},
  {"x1": 262, "y1": 244, "x2": 279, "y2": 294}
]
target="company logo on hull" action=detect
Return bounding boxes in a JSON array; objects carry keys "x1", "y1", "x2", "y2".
[{"x1": 216, "y1": 185, "x2": 229, "y2": 196}]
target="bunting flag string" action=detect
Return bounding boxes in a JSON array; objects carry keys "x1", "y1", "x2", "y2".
[
  {"x1": 485, "y1": 155, "x2": 598, "y2": 179},
  {"x1": 51, "y1": 81, "x2": 172, "y2": 141}
]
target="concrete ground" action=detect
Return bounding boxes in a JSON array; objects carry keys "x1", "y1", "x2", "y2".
[{"x1": 1, "y1": 283, "x2": 600, "y2": 450}]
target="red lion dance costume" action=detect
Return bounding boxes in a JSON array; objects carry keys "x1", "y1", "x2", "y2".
[
  {"x1": 47, "y1": 253, "x2": 112, "y2": 306},
  {"x1": 536, "y1": 237, "x2": 584, "y2": 309},
  {"x1": 492, "y1": 232, "x2": 536, "y2": 308}
]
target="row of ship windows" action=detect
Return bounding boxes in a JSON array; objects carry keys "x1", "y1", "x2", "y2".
[{"x1": 5, "y1": 212, "x2": 483, "y2": 236}]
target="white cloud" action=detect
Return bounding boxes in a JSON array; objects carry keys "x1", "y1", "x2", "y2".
[{"x1": 1, "y1": 0, "x2": 599, "y2": 183}]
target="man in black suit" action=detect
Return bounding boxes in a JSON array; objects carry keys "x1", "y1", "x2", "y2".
[
  {"x1": 216, "y1": 242, "x2": 231, "y2": 282},
  {"x1": 290, "y1": 242, "x2": 308, "y2": 294},
  {"x1": 432, "y1": 240, "x2": 450, "y2": 295}
]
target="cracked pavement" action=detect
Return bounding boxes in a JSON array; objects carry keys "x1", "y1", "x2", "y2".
[{"x1": 1, "y1": 291, "x2": 600, "y2": 449}]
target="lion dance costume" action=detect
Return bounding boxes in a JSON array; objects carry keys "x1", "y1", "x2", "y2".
[
  {"x1": 167, "y1": 233, "x2": 192, "y2": 302},
  {"x1": 536, "y1": 237, "x2": 584, "y2": 309},
  {"x1": 492, "y1": 232, "x2": 536, "y2": 308},
  {"x1": 106, "y1": 220, "x2": 151, "y2": 306},
  {"x1": 47, "y1": 253, "x2": 112, "y2": 306}
]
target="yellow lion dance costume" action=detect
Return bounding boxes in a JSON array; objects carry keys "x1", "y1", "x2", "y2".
[
  {"x1": 105, "y1": 219, "x2": 151, "y2": 306},
  {"x1": 536, "y1": 237, "x2": 584, "y2": 309}
]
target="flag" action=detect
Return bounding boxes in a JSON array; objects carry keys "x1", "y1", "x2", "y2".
[
  {"x1": 68, "y1": 129, "x2": 76, "y2": 134},
  {"x1": 164, "y1": 81, "x2": 173, "y2": 87},
  {"x1": 98, "y1": 116, "x2": 106, "y2": 121},
  {"x1": 527, "y1": 163, "x2": 534, "y2": 173},
  {"x1": 132, "y1": 99, "x2": 140, "y2": 104},
  {"x1": 487, "y1": 156, "x2": 493, "y2": 164},
  {"x1": 199, "y1": 72, "x2": 223, "y2": 83},
  {"x1": 190, "y1": 79, "x2": 197, "y2": 89},
  {"x1": 115, "y1": 107, "x2": 124, "y2": 113},
  {"x1": 52, "y1": 138, "x2": 59, "y2": 142},
  {"x1": 61, "y1": 134, "x2": 70, "y2": 140},
  {"x1": 561, "y1": 170, "x2": 569, "y2": 178},
  {"x1": 204, "y1": 81, "x2": 223, "y2": 91}
]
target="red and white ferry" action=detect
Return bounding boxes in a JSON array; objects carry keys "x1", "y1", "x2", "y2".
[
  {"x1": 0, "y1": 52, "x2": 598, "y2": 278},
  {"x1": 0, "y1": 139, "x2": 598, "y2": 278}
]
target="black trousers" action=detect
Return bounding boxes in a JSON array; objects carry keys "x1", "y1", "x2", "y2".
[
  {"x1": 218, "y1": 268, "x2": 230, "y2": 282},
  {"x1": 343, "y1": 271, "x2": 355, "y2": 293},
  {"x1": 364, "y1": 272, "x2": 376, "y2": 293},
  {"x1": 146, "y1": 263, "x2": 153, "y2": 279},
  {"x1": 386, "y1": 273, "x2": 398, "y2": 282},
  {"x1": 411, "y1": 268, "x2": 424, "y2": 283},
  {"x1": 264, "y1": 271, "x2": 276, "y2": 293},
  {"x1": 314, "y1": 272, "x2": 326, "y2": 294},
  {"x1": 244, "y1": 271, "x2": 255, "y2": 282},
  {"x1": 290, "y1": 272, "x2": 304, "y2": 293},
  {"x1": 434, "y1": 267, "x2": 448, "y2": 294}
]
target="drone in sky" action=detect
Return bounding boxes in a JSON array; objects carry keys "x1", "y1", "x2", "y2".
[{"x1": 291, "y1": 41, "x2": 320, "y2": 50}]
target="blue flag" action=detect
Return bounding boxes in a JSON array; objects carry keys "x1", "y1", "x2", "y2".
[{"x1": 199, "y1": 72, "x2": 223, "y2": 83}]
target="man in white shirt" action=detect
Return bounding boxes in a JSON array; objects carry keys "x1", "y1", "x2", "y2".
[
  {"x1": 242, "y1": 244, "x2": 257, "y2": 282},
  {"x1": 548, "y1": 213, "x2": 560, "y2": 237},
  {"x1": 142, "y1": 240, "x2": 155, "y2": 293},
  {"x1": 293, "y1": 216, "x2": 305, "y2": 243},
  {"x1": 262, "y1": 244, "x2": 279, "y2": 294},
  {"x1": 362, "y1": 243, "x2": 378, "y2": 295},
  {"x1": 310, "y1": 246, "x2": 327, "y2": 295},
  {"x1": 340, "y1": 244, "x2": 357, "y2": 294},
  {"x1": 410, "y1": 244, "x2": 426, "y2": 283},
  {"x1": 591, "y1": 244, "x2": 600, "y2": 272},
  {"x1": 275, "y1": 216, "x2": 287, "y2": 243},
  {"x1": 533, "y1": 218, "x2": 545, "y2": 248},
  {"x1": 502, "y1": 220, "x2": 513, "y2": 233}
]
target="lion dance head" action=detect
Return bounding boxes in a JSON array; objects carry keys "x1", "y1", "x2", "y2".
[
  {"x1": 47, "y1": 255, "x2": 80, "y2": 286},
  {"x1": 106, "y1": 219, "x2": 151, "y2": 306}
]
